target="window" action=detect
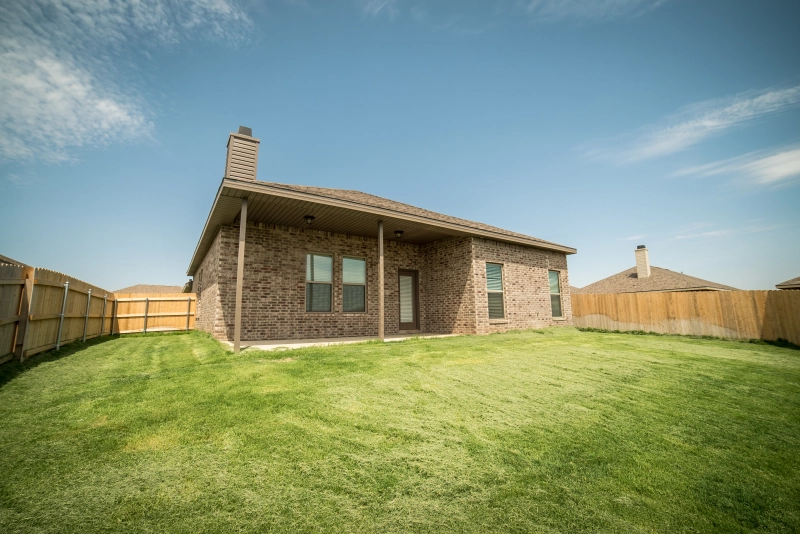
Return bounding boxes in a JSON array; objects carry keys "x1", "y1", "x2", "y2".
[
  {"x1": 549, "y1": 270, "x2": 562, "y2": 318},
  {"x1": 486, "y1": 263, "x2": 505, "y2": 319},
  {"x1": 342, "y1": 257, "x2": 366, "y2": 313},
  {"x1": 306, "y1": 254, "x2": 333, "y2": 312}
]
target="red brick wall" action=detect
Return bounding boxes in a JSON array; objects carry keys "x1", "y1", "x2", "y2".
[
  {"x1": 206, "y1": 223, "x2": 428, "y2": 341},
  {"x1": 194, "y1": 223, "x2": 571, "y2": 341},
  {"x1": 194, "y1": 228, "x2": 225, "y2": 338},
  {"x1": 472, "y1": 238, "x2": 572, "y2": 334},
  {"x1": 421, "y1": 237, "x2": 476, "y2": 334}
]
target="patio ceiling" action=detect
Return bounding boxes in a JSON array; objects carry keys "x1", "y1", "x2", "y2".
[{"x1": 187, "y1": 179, "x2": 576, "y2": 276}]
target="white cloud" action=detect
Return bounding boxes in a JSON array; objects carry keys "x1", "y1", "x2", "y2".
[
  {"x1": 0, "y1": 0, "x2": 251, "y2": 162},
  {"x1": 620, "y1": 234, "x2": 646, "y2": 241},
  {"x1": 363, "y1": 0, "x2": 665, "y2": 23},
  {"x1": 672, "y1": 225, "x2": 781, "y2": 241},
  {"x1": 673, "y1": 230, "x2": 732, "y2": 240},
  {"x1": 588, "y1": 86, "x2": 800, "y2": 164},
  {"x1": 675, "y1": 146, "x2": 800, "y2": 186},
  {"x1": 0, "y1": 40, "x2": 152, "y2": 162},
  {"x1": 358, "y1": 0, "x2": 399, "y2": 18},
  {"x1": 520, "y1": 0, "x2": 669, "y2": 20}
]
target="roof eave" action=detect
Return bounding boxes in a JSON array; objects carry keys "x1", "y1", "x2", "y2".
[
  {"x1": 187, "y1": 179, "x2": 577, "y2": 276},
  {"x1": 187, "y1": 182, "x2": 224, "y2": 276},
  {"x1": 225, "y1": 179, "x2": 577, "y2": 252}
]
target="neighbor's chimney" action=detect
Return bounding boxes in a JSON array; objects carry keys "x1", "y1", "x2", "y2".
[
  {"x1": 224, "y1": 126, "x2": 260, "y2": 181},
  {"x1": 635, "y1": 245, "x2": 651, "y2": 278}
]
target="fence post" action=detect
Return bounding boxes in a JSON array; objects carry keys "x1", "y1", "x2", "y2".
[
  {"x1": 186, "y1": 297, "x2": 191, "y2": 331},
  {"x1": 82, "y1": 289, "x2": 92, "y2": 342},
  {"x1": 100, "y1": 294, "x2": 107, "y2": 337},
  {"x1": 111, "y1": 299, "x2": 118, "y2": 335},
  {"x1": 56, "y1": 281, "x2": 69, "y2": 350},
  {"x1": 14, "y1": 267, "x2": 35, "y2": 362},
  {"x1": 143, "y1": 298, "x2": 149, "y2": 334}
]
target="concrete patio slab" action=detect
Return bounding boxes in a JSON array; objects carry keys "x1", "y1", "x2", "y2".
[{"x1": 223, "y1": 333, "x2": 458, "y2": 351}]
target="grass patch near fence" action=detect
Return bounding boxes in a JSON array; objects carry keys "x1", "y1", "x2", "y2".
[
  {"x1": 1, "y1": 328, "x2": 799, "y2": 532},
  {"x1": 576, "y1": 326, "x2": 800, "y2": 350}
]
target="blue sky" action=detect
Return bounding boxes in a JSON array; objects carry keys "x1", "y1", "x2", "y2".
[{"x1": 1, "y1": 0, "x2": 798, "y2": 291}]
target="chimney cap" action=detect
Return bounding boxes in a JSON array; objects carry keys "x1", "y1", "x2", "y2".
[
  {"x1": 237, "y1": 126, "x2": 253, "y2": 136},
  {"x1": 637, "y1": 245, "x2": 646, "y2": 249}
]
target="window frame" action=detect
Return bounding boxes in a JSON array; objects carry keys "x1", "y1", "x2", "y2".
[
  {"x1": 341, "y1": 255, "x2": 368, "y2": 314},
  {"x1": 548, "y1": 269, "x2": 563, "y2": 319},
  {"x1": 305, "y1": 252, "x2": 334, "y2": 314},
  {"x1": 486, "y1": 262, "x2": 506, "y2": 321}
]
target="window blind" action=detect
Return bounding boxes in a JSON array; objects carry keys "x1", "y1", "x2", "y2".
[
  {"x1": 342, "y1": 257, "x2": 366, "y2": 284},
  {"x1": 343, "y1": 257, "x2": 366, "y2": 313},
  {"x1": 306, "y1": 283, "x2": 332, "y2": 313},
  {"x1": 486, "y1": 263, "x2": 504, "y2": 319},
  {"x1": 306, "y1": 254, "x2": 333, "y2": 312},
  {"x1": 399, "y1": 275, "x2": 414, "y2": 323},
  {"x1": 307, "y1": 254, "x2": 332, "y2": 282},
  {"x1": 548, "y1": 270, "x2": 562, "y2": 318}
]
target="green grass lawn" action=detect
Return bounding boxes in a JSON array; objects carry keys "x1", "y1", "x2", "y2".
[{"x1": 1, "y1": 329, "x2": 798, "y2": 533}]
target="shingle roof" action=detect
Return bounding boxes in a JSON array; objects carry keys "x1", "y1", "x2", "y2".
[
  {"x1": 188, "y1": 178, "x2": 577, "y2": 276},
  {"x1": 578, "y1": 266, "x2": 737, "y2": 294},
  {"x1": 776, "y1": 276, "x2": 800, "y2": 290},
  {"x1": 261, "y1": 182, "x2": 568, "y2": 250},
  {"x1": 569, "y1": 286, "x2": 582, "y2": 294},
  {"x1": 114, "y1": 284, "x2": 184, "y2": 294}
]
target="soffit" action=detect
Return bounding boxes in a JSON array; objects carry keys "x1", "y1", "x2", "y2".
[{"x1": 187, "y1": 179, "x2": 576, "y2": 275}]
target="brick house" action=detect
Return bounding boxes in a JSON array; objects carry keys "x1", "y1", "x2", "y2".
[{"x1": 187, "y1": 127, "x2": 577, "y2": 350}]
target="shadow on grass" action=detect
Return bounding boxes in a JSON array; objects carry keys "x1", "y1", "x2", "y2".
[
  {"x1": 0, "y1": 331, "x2": 195, "y2": 389},
  {"x1": 0, "y1": 336, "x2": 118, "y2": 389},
  {"x1": 576, "y1": 327, "x2": 800, "y2": 351}
]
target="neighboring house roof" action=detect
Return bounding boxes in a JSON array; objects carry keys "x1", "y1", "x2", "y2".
[
  {"x1": 188, "y1": 178, "x2": 577, "y2": 276},
  {"x1": 776, "y1": 276, "x2": 800, "y2": 290},
  {"x1": 0, "y1": 253, "x2": 28, "y2": 266},
  {"x1": 114, "y1": 284, "x2": 183, "y2": 294},
  {"x1": 569, "y1": 286, "x2": 582, "y2": 294},
  {"x1": 578, "y1": 266, "x2": 737, "y2": 294}
]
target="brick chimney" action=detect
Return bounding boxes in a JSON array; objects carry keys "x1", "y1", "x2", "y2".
[
  {"x1": 224, "y1": 126, "x2": 260, "y2": 181},
  {"x1": 635, "y1": 245, "x2": 651, "y2": 278}
]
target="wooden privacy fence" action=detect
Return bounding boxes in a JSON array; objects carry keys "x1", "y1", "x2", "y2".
[
  {"x1": 0, "y1": 264, "x2": 116, "y2": 364},
  {"x1": 0, "y1": 263, "x2": 196, "y2": 364},
  {"x1": 112, "y1": 293, "x2": 195, "y2": 334},
  {"x1": 572, "y1": 290, "x2": 800, "y2": 346}
]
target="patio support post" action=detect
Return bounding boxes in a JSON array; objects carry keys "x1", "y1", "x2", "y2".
[
  {"x1": 233, "y1": 197, "x2": 248, "y2": 352},
  {"x1": 378, "y1": 220, "x2": 384, "y2": 341}
]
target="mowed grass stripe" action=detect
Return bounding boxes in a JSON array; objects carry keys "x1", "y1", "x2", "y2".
[{"x1": 0, "y1": 329, "x2": 798, "y2": 533}]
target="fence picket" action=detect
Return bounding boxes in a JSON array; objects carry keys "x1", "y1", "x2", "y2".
[
  {"x1": 0, "y1": 262, "x2": 196, "y2": 364},
  {"x1": 573, "y1": 290, "x2": 800, "y2": 345}
]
